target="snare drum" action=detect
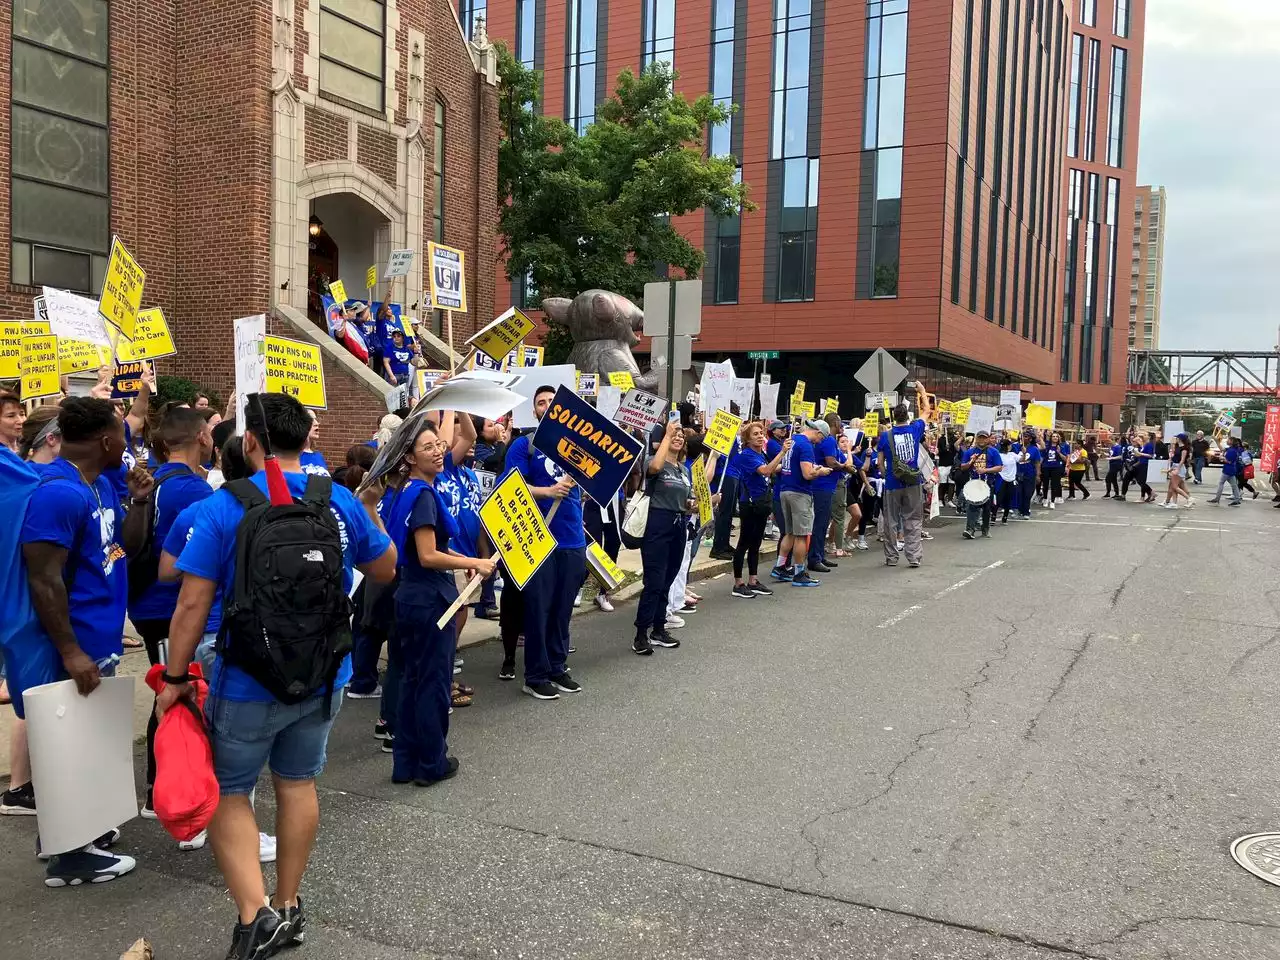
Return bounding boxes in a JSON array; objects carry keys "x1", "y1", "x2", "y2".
[{"x1": 962, "y1": 478, "x2": 992, "y2": 505}]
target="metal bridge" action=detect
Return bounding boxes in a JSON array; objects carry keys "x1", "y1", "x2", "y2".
[{"x1": 1126, "y1": 349, "x2": 1280, "y2": 399}]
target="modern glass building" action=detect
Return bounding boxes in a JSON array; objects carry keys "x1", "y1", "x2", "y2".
[{"x1": 478, "y1": 0, "x2": 1145, "y2": 421}]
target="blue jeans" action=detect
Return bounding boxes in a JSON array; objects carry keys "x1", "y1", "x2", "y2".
[
  {"x1": 522, "y1": 547, "x2": 586, "y2": 685},
  {"x1": 391, "y1": 594, "x2": 456, "y2": 782},
  {"x1": 635, "y1": 509, "x2": 687, "y2": 635},
  {"x1": 808, "y1": 489, "x2": 835, "y2": 566},
  {"x1": 1193, "y1": 456, "x2": 1206, "y2": 483},
  {"x1": 205, "y1": 691, "x2": 342, "y2": 795}
]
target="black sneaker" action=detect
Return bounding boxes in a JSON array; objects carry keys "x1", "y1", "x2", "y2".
[
  {"x1": 648, "y1": 629, "x2": 680, "y2": 649},
  {"x1": 708, "y1": 549, "x2": 735, "y2": 561},
  {"x1": 374, "y1": 719, "x2": 391, "y2": 741},
  {"x1": 415, "y1": 756, "x2": 461, "y2": 787},
  {"x1": 1, "y1": 781, "x2": 36, "y2": 816},
  {"x1": 380, "y1": 735, "x2": 394, "y2": 754},
  {"x1": 791, "y1": 572, "x2": 821, "y2": 587},
  {"x1": 225, "y1": 906, "x2": 290, "y2": 959},
  {"x1": 962, "y1": 529, "x2": 975, "y2": 539},
  {"x1": 769, "y1": 565, "x2": 793, "y2": 582},
  {"x1": 522, "y1": 681, "x2": 561, "y2": 701},
  {"x1": 44, "y1": 843, "x2": 136, "y2": 887},
  {"x1": 474, "y1": 604, "x2": 500, "y2": 620},
  {"x1": 809, "y1": 561, "x2": 833, "y2": 573},
  {"x1": 633, "y1": 636, "x2": 654, "y2": 656},
  {"x1": 822, "y1": 558, "x2": 839, "y2": 568},
  {"x1": 748, "y1": 582, "x2": 774, "y2": 596},
  {"x1": 731, "y1": 584, "x2": 756, "y2": 599},
  {"x1": 275, "y1": 895, "x2": 306, "y2": 945},
  {"x1": 550, "y1": 673, "x2": 582, "y2": 693},
  {"x1": 498, "y1": 658, "x2": 516, "y2": 681}
]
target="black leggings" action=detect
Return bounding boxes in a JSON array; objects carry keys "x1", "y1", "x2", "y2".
[
  {"x1": 1043, "y1": 468, "x2": 1064, "y2": 501},
  {"x1": 998, "y1": 481, "x2": 1016, "y2": 520},
  {"x1": 133, "y1": 617, "x2": 171, "y2": 790},
  {"x1": 1242, "y1": 479, "x2": 1257, "y2": 494},
  {"x1": 581, "y1": 504, "x2": 621, "y2": 589},
  {"x1": 499, "y1": 563, "x2": 524, "y2": 663},
  {"x1": 1122, "y1": 466, "x2": 1151, "y2": 498},
  {"x1": 1067, "y1": 472, "x2": 1090, "y2": 498},
  {"x1": 1105, "y1": 468, "x2": 1121, "y2": 497},
  {"x1": 733, "y1": 501, "x2": 771, "y2": 579},
  {"x1": 858, "y1": 489, "x2": 878, "y2": 536}
]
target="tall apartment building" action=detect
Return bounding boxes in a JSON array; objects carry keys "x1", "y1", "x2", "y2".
[
  {"x1": 0, "y1": 0, "x2": 502, "y2": 461},
  {"x1": 1036, "y1": 0, "x2": 1145, "y2": 426},
  {"x1": 478, "y1": 0, "x2": 1144, "y2": 423},
  {"x1": 1129, "y1": 184, "x2": 1166, "y2": 350}
]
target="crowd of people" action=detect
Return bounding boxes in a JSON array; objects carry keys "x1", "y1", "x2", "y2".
[{"x1": 0, "y1": 370, "x2": 1276, "y2": 959}]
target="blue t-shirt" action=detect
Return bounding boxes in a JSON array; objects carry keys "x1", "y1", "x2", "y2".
[
  {"x1": 359, "y1": 315, "x2": 382, "y2": 355},
  {"x1": 1140, "y1": 442, "x2": 1155, "y2": 460},
  {"x1": 722, "y1": 439, "x2": 742, "y2": 480},
  {"x1": 1223, "y1": 446, "x2": 1240, "y2": 477},
  {"x1": 732, "y1": 448, "x2": 770, "y2": 501},
  {"x1": 0, "y1": 447, "x2": 39, "y2": 651},
  {"x1": 436, "y1": 452, "x2": 482, "y2": 558},
  {"x1": 381, "y1": 478, "x2": 459, "y2": 605},
  {"x1": 388, "y1": 345, "x2": 413, "y2": 380},
  {"x1": 1108, "y1": 443, "x2": 1124, "y2": 464},
  {"x1": 175, "y1": 471, "x2": 391, "y2": 701},
  {"x1": 19, "y1": 458, "x2": 128, "y2": 662},
  {"x1": 878, "y1": 420, "x2": 927, "y2": 491},
  {"x1": 299, "y1": 451, "x2": 330, "y2": 477},
  {"x1": 777, "y1": 434, "x2": 816, "y2": 494},
  {"x1": 505, "y1": 434, "x2": 585, "y2": 549},
  {"x1": 161, "y1": 501, "x2": 223, "y2": 637},
  {"x1": 765, "y1": 438, "x2": 785, "y2": 497},
  {"x1": 129, "y1": 463, "x2": 214, "y2": 621},
  {"x1": 1015, "y1": 443, "x2": 1042, "y2": 477},
  {"x1": 962, "y1": 446, "x2": 1003, "y2": 488},
  {"x1": 105, "y1": 421, "x2": 141, "y2": 503},
  {"x1": 812, "y1": 435, "x2": 841, "y2": 492},
  {"x1": 1043, "y1": 444, "x2": 1066, "y2": 469}
]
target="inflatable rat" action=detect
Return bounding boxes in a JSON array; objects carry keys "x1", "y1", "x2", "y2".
[{"x1": 542, "y1": 290, "x2": 661, "y2": 391}]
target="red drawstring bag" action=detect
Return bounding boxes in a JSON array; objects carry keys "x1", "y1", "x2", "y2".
[{"x1": 144, "y1": 663, "x2": 219, "y2": 842}]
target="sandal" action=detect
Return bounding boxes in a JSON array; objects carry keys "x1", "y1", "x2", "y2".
[
  {"x1": 123, "y1": 636, "x2": 143, "y2": 649},
  {"x1": 451, "y1": 690, "x2": 473, "y2": 708},
  {"x1": 453, "y1": 681, "x2": 475, "y2": 696}
]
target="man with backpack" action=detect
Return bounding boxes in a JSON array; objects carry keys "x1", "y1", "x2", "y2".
[
  {"x1": 876, "y1": 386, "x2": 932, "y2": 568},
  {"x1": 14, "y1": 398, "x2": 156, "y2": 886},
  {"x1": 156, "y1": 393, "x2": 396, "y2": 959}
]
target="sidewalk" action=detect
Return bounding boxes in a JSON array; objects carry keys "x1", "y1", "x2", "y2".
[{"x1": 0, "y1": 536, "x2": 778, "y2": 780}]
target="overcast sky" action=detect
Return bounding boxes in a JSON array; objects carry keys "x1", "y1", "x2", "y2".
[{"x1": 1137, "y1": 0, "x2": 1280, "y2": 352}]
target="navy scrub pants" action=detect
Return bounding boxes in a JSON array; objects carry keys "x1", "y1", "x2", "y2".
[
  {"x1": 635, "y1": 508, "x2": 688, "y2": 635},
  {"x1": 391, "y1": 594, "x2": 457, "y2": 782},
  {"x1": 522, "y1": 546, "x2": 586, "y2": 686},
  {"x1": 1016, "y1": 474, "x2": 1037, "y2": 516},
  {"x1": 808, "y1": 488, "x2": 834, "y2": 566},
  {"x1": 712, "y1": 475, "x2": 739, "y2": 553}
]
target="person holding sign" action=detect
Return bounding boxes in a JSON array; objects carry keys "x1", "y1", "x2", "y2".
[
  {"x1": 633, "y1": 419, "x2": 693, "y2": 655},
  {"x1": 377, "y1": 420, "x2": 494, "y2": 786},
  {"x1": 505, "y1": 386, "x2": 587, "y2": 700},
  {"x1": 728, "y1": 422, "x2": 784, "y2": 599}
]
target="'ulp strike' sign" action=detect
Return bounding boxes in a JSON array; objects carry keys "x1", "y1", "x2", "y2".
[{"x1": 532, "y1": 384, "x2": 643, "y2": 507}]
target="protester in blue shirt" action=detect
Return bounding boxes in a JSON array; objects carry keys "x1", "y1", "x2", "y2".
[
  {"x1": 729, "y1": 422, "x2": 785, "y2": 599},
  {"x1": 1103, "y1": 439, "x2": 1125, "y2": 498},
  {"x1": 18, "y1": 397, "x2": 154, "y2": 887},
  {"x1": 433, "y1": 411, "x2": 484, "y2": 707},
  {"x1": 155, "y1": 393, "x2": 396, "y2": 956},
  {"x1": 1038, "y1": 431, "x2": 1067, "y2": 509},
  {"x1": 353, "y1": 302, "x2": 382, "y2": 375},
  {"x1": 765, "y1": 420, "x2": 788, "y2": 539},
  {"x1": 960, "y1": 431, "x2": 1003, "y2": 539},
  {"x1": 1012, "y1": 431, "x2": 1042, "y2": 518},
  {"x1": 773, "y1": 419, "x2": 831, "y2": 587},
  {"x1": 875, "y1": 386, "x2": 932, "y2": 567},
  {"x1": 809, "y1": 412, "x2": 847, "y2": 572},
  {"x1": 1209, "y1": 435, "x2": 1244, "y2": 505},
  {"x1": 505, "y1": 385, "x2": 587, "y2": 699},
  {"x1": 847, "y1": 436, "x2": 876, "y2": 551},
  {"x1": 299, "y1": 410, "x2": 330, "y2": 477},
  {"x1": 102, "y1": 363, "x2": 155, "y2": 503},
  {"x1": 709, "y1": 430, "x2": 741, "y2": 560},
  {"x1": 1120, "y1": 431, "x2": 1154, "y2": 502},
  {"x1": 384, "y1": 329, "x2": 415, "y2": 387}
]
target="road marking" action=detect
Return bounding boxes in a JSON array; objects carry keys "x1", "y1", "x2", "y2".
[
  {"x1": 876, "y1": 560, "x2": 1007, "y2": 629},
  {"x1": 1027, "y1": 518, "x2": 1233, "y2": 531}
]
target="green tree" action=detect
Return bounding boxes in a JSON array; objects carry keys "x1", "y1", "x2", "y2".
[{"x1": 497, "y1": 46, "x2": 752, "y2": 360}]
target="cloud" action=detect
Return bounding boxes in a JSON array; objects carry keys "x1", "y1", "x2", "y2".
[{"x1": 1136, "y1": 0, "x2": 1280, "y2": 351}]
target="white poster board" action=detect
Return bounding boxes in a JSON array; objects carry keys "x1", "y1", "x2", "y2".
[
  {"x1": 42, "y1": 287, "x2": 111, "y2": 348},
  {"x1": 233, "y1": 313, "x2": 267, "y2": 433},
  {"x1": 510, "y1": 363, "x2": 577, "y2": 430},
  {"x1": 758, "y1": 382, "x2": 780, "y2": 421},
  {"x1": 966, "y1": 404, "x2": 997, "y2": 436},
  {"x1": 1162, "y1": 420, "x2": 1185, "y2": 442},
  {"x1": 699, "y1": 359, "x2": 734, "y2": 416},
  {"x1": 383, "y1": 249, "x2": 415, "y2": 279},
  {"x1": 730, "y1": 376, "x2": 755, "y2": 419},
  {"x1": 596, "y1": 384, "x2": 623, "y2": 423},
  {"x1": 1148, "y1": 459, "x2": 1172, "y2": 479},
  {"x1": 25, "y1": 677, "x2": 138, "y2": 855},
  {"x1": 615, "y1": 388, "x2": 665, "y2": 431}
]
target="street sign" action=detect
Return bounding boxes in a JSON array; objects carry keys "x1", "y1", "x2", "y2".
[
  {"x1": 854, "y1": 347, "x2": 908, "y2": 395},
  {"x1": 747, "y1": 350, "x2": 780, "y2": 361},
  {"x1": 865, "y1": 392, "x2": 898, "y2": 412},
  {"x1": 643, "y1": 279, "x2": 702, "y2": 337},
  {"x1": 649, "y1": 334, "x2": 692, "y2": 372}
]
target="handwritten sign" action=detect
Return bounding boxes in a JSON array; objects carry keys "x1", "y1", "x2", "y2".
[
  {"x1": 607, "y1": 371, "x2": 635, "y2": 391},
  {"x1": 43, "y1": 287, "x2": 110, "y2": 348},
  {"x1": 428, "y1": 241, "x2": 468, "y2": 312},
  {"x1": 383, "y1": 249, "x2": 414, "y2": 279},
  {"x1": 264, "y1": 335, "x2": 327, "y2": 408},
  {"x1": 477, "y1": 469, "x2": 558, "y2": 589},
  {"x1": 327, "y1": 279, "x2": 347, "y2": 304},
  {"x1": 97, "y1": 236, "x2": 144, "y2": 340},
  {"x1": 20, "y1": 334, "x2": 59, "y2": 400}
]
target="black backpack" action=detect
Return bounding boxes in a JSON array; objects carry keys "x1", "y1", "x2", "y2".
[
  {"x1": 126, "y1": 470, "x2": 186, "y2": 604},
  {"x1": 218, "y1": 475, "x2": 352, "y2": 709}
]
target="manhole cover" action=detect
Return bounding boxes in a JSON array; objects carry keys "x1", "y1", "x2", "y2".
[{"x1": 1230, "y1": 833, "x2": 1280, "y2": 888}]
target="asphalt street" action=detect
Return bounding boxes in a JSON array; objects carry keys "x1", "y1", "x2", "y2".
[{"x1": 3, "y1": 492, "x2": 1280, "y2": 959}]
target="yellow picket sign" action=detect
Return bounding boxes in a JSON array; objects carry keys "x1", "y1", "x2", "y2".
[
  {"x1": 263, "y1": 335, "x2": 327, "y2": 408},
  {"x1": 365, "y1": 264, "x2": 378, "y2": 290},
  {"x1": 98, "y1": 236, "x2": 145, "y2": 340},
  {"x1": 0, "y1": 319, "x2": 50, "y2": 378},
  {"x1": 586, "y1": 538, "x2": 626, "y2": 591},
  {"x1": 882, "y1": 396, "x2": 891, "y2": 417},
  {"x1": 519, "y1": 344, "x2": 544, "y2": 367},
  {"x1": 467, "y1": 307, "x2": 534, "y2": 364},
  {"x1": 328, "y1": 279, "x2": 347, "y2": 304},
  {"x1": 58, "y1": 338, "x2": 111, "y2": 375},
  {"x1": 399, "y1": 316, "x2": 414, "y2": 338},
  {"x1": 691, "y1": 455, "x2": 714, "y2": 527},
  {"x1": 704, "y1": 408, "x2": 743, "y2": 456},
  {"x1": 824, "y1": 397, "x2": 839, "y2": 416},
  {"x1": 1024, "y1": 402, "x2": 1054, "y2": 430},
  {"x1": 477, "y1": 470, "x2": 558, "y2": 590},
  {"x1": 114, "y1": 307, "x2": 176, "y2": 362},
  {"x1": 952, "y1": 398, "x2": 973, "y2": 425},
  {"x1": 793, "y1": 379, "x2": 806, "y2": 400},
  {"x1": 607, "y1": 371, "x2": 636, "y2": 391},
  {"x1": 20, "y1": 334, "x2": 60, "y2": 401},
  {"x1": 862, "y1": 411, "x2": 880, "y2": 435}
]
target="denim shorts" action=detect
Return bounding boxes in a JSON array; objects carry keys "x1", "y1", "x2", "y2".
[{"x1": 205, "y1": 691, "x2": 344, "y2": 795}]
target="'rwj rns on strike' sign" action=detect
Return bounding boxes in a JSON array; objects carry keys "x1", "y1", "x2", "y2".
[{"x1": 532, "y1": 384, "x2": 643, "y2": 507}]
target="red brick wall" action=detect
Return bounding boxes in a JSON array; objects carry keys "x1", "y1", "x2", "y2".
[
  {"x1": 356, "y1": 125, "x2": 398, "y2": 188},
  {"x1": 306, "y1": 108, "x2": 350, "y2": 165}
]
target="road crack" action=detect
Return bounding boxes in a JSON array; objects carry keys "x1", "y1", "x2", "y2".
[
  {"x1": 1023, "y1": 631, "x2": 1094, "y2": 742},
  {"x1": 1087, "y1": 914, "x2": 1280, "y2": 952}
]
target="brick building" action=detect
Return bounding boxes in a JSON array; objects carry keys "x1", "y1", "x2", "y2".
[
  {"x1": 1128, "y1": 184, "x2": 1165, "y2": 351},
  {"x1": 3, "y1": 0, "x2": 501, "y2": 461},
  {"x1": 483, "y1": 0, "x2": 1144, "y2": 424}
]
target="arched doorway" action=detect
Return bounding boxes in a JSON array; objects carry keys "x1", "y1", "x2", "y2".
[{"x1": 306, "y1": 191, "x2": 393, "y2": 328}]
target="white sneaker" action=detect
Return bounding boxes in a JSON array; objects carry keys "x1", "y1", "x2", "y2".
[
  {"x1": 856, "y1": 537, "x2": 868, "y2": 550},
  {"x1": 259, "y1": 832, "x2": 277, "y2": 863},
  {"x1": 345, "y1": 685, "x2": 383, "y2": 700},
  {"x1": 665, "y1": 614, "x2": 686, "y2": 629},
  {"x1": 178, "y1": 829, "x2": 207, "y2": 852},
  {"x1": 1163, "y1": 502, "x2": 1178, "y2": 509},
  {"x1": 1047, "y1": 501, "x2": 1055, "y2": 510},
  {"x1": 573, "y1": 590, "x2": 583, "y2": 608},
  {"x1": 594, "y1": 594, "x2": 614, "y2": 612}
]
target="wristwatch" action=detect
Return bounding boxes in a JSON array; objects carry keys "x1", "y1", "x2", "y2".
[{"x1": 161, "y1": 671, "x2": 193, "y2": 685}]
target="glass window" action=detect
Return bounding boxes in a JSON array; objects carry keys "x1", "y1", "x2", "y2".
[
  {"x1": 566, "y1": 0, "x2": 599, "y2": 133},
  {"x1": 319, "y1": 0, "x2": 385, "y2": 111},
  {"x1": 777, "y1": 232, "x2": 806, "y2": 302},
  {"x1": 776, "y1": 158, "x2": 818, "y2": 302},
  {"x1": 1067, "y1": 34, "x2": 1082, "y2": 159},
  {"x1": 1081, "y1": 0, "x2": 1096, "y2": 26},
  {"x1": 642, "y1": 0, "x2": 676, "y2": 69},
  {"x1": 517, "y1": 0, "x2": 537, "y2": 65},
  {"x1": 862, "y1": 0, "x2": 908, "y2": 298},
  {"x1": 433, "y1": 101, "x2": 445, "y2": 242},
  {"x1": 771, "y1": 0, "x2": 812, "y2": 160},
  {"x1": 457, "y1": 0, "x2": 488, "y2": 39},
  {"x1": 11, "y1": 0, "x2": 110, "y2": 293},
  {"x1": 1113, "y1": 0, "x2": 1128, "y2": 36},
  {"x1": 715, "y1": 235, "x2": 740, "y2": 303},
  {"x1": 1083, "y1": 38, "x2": 1099, "y2": 162},
  {"x1": 1106, "y1": 47, "x2": 1126, "y2": 166}
]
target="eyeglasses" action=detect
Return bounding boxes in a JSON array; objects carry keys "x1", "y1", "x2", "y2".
[{"x1": 414, "y1": 439, "x2": 446, "y2": 453}]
